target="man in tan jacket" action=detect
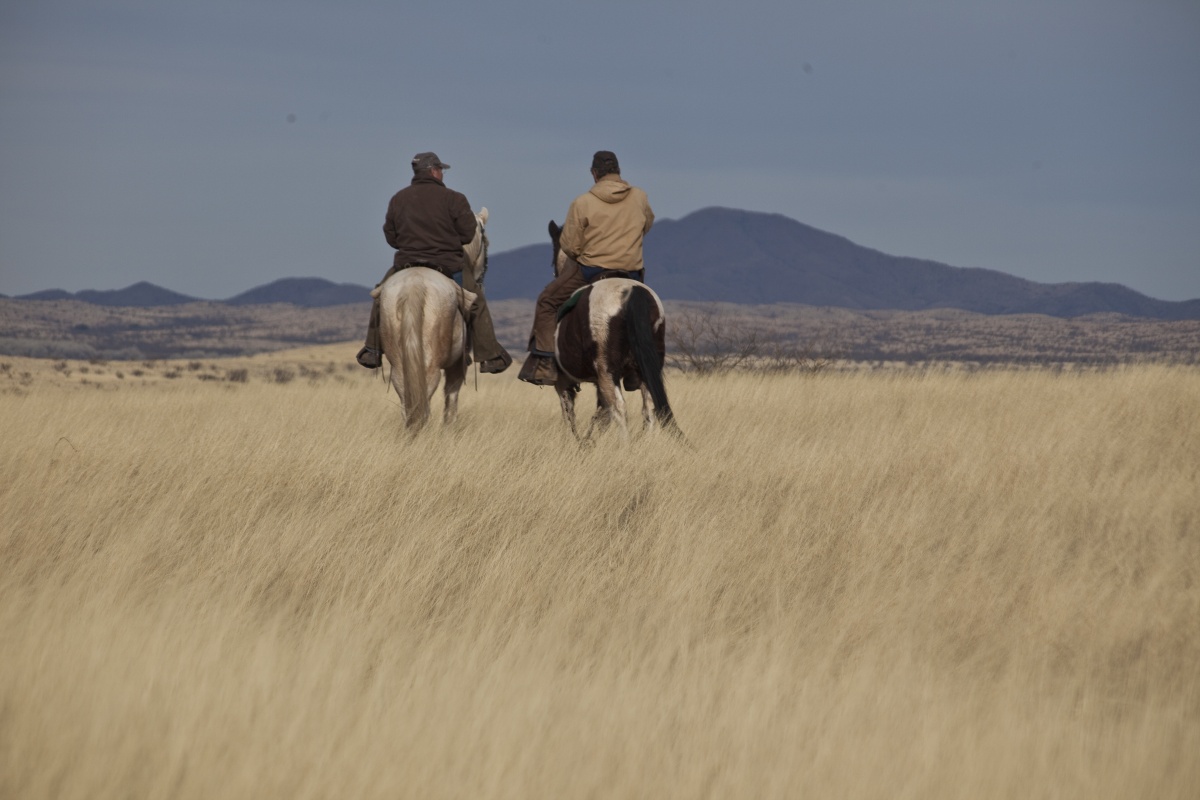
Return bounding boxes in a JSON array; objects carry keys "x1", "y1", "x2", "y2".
[{"x1": 518, "y1": 150, "x2": 655, "y2": 385}]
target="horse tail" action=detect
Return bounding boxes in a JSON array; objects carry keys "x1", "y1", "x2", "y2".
[
  {"x1": 625, "y1": 284, "x2": 680, "y2": 434},
  {"x1": 398, "y1": 280, "x2": 430, "y2": 429}
]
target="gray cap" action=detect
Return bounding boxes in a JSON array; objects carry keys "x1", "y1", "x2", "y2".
[{"x1": 411, "y1": 151, "x2": 450, "y2": 171}]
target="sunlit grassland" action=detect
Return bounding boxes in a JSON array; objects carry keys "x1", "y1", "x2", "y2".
[{"x1": 2, "y1": 355, "x2": 1198, "y2": 799}]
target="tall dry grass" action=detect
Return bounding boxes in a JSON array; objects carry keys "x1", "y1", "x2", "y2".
[{"x1": 2, "y1": 361, "x2": 1198, "y2": 799}]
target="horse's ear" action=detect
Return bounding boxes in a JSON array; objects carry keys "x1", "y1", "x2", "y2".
[
  {"x1": 478, "y1": 207, "x2": 488, "y2": 225},
  {"x1": 548, "y1": 220, "x2": 560, "y2": 239}
]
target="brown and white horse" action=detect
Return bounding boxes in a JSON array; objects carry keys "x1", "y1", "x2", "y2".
[
  {"x1": 548, "y1": 221, "x2": 681, "y2": 441},
  {"x1": 371, "y1": 209, "x2": 487, "y2": 431}
]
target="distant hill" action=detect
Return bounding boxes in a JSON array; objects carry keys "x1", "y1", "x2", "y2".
[
  {"x1": 17, "y1": 289, "x2": 76, "y2": 301},
  {"x1": 223, "y1": 277, "x2": 372, "y2": 307},
  {"x1": 485, "y1": 207, "x2": 1200, "y2": 320},
  {"x1": 17, "y1": 281, "x2": 199, "y2": 306},
  {"x1": 10, "y1": 208, "x2": 1198, "y2": 318},
  {"x1": 486, "y1": 244, "x2": 555, "y2": 299}
]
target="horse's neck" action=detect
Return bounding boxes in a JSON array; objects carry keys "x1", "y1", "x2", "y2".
[
  {"x1": 462, "y1": 227, "x2": 485, "y2": 274},
  {"x1": 554, "y1": 250, "x2": 575, "y2": 278}
]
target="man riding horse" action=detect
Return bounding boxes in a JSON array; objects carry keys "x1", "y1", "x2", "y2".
[
  {"x1": 518, "y1": 150, "x2": 655, "y2": 386},
  {"x1": 357, "y1": 151, "x2": 512, "y2": 374}
]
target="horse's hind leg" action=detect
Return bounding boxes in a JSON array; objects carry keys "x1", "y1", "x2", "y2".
[
  {"x1": 609, "y1": 377, "x2": 630, "y2": 440},
  {"x1": 443, "y1": 362, "x2": 465, "y2": 425},
  {"x1": 385, "y1": 356, "x2": 411, "y2": 424},
  {"x1": 421, "y1": 365, "x2": 445, "y2": 426},
  {"x1": 583, "y1": 387, "x2": 606, "y2": 440},
  {"x1": 640, "y1": 383, "x2": 656, "y2": 432},
  {"x1": 555, "y1": 379, "x2": 580, "y2": 439},
  {"x1": 588, "y1": 373, "x2": 627, "y2": 441}
]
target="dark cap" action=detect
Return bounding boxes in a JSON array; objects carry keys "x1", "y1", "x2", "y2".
[
  {"x1": 411, "y1": 151, "x2": 450, "y2": 172},
  {"x1": 591, "y1": 150, "x2": 620, "y2": 174}
]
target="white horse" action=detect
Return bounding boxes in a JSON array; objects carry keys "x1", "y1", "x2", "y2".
[{"x1": 371, "y1": 209, "x2": 487, "y2": 431}]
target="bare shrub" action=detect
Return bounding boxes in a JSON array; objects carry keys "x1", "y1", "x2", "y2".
[
  {"x1": 273, "y1": 368, "x2": 295, "y2": 384},
  {"x1": 668, "y1": 305, "x2": 830, "y2": 375},
  {"x1": 668, "y1": 306, "x2": 762, "y2": 374},
  {"x1": 757, "y1": 340, "x2": 834, "y2": 374},
  {"x1": 227, "y1": 369, "x2": 249, "y2": 383}
]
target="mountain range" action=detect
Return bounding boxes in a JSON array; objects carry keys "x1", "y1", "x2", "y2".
[
  {"x1": 11, "y1": 208, "x2": 1200, "y2": 319},
  {"x1": 12, "y1": 277, "x2": 370, "y2": 308}
]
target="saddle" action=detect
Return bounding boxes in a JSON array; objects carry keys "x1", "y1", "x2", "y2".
[
  {"x1": 556, "y1": 269, "x2": 647, "y2": 321},
  {"x1": 580, "y1": 265, "x2": 644, "y2": 284},
  {"x1": 556, "y1": 286, "x2": 590, "y2": 321}
]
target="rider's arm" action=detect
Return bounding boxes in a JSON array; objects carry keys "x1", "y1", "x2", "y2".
[
  {"x1": 559, "y1": 197, "x2": 586, "y2": 260},
  {"x1": 383, "y1": 199, "x2": 401, "y2": 250},
  {"x1": 451, "y1": 192, "x2": 478, "y2": 246}
]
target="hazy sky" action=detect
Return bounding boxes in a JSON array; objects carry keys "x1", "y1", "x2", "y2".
[{"x1": 2, "y1": 0, "x2": 1198, "y2": 301}]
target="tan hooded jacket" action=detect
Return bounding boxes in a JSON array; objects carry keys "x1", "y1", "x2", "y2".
[{"x1": 559, "y1": 174, "x2": 655, "y2": 273}]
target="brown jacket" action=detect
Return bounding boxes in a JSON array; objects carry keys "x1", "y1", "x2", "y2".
[
  {"x1": 383, "y1": 175, "x2": 477, "y2": 274},
  {"x1": 559, "y1": 174, "x2": 654, "y2": 273}
]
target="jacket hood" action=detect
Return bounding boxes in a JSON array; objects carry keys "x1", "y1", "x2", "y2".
[{"x1": 589, "y1": 175, "x2": 631, "y2": 204}]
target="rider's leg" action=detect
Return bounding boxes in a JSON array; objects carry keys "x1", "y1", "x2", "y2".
[
  {"x1": 461, "y1": 267, "x2": 511, "y2": 373},
  {"x1": 357, "y1": 265, "x2": 401, "y2": 369},
  {"x1": 520, "y1": 261, "x2": 587, "y2": 385}
]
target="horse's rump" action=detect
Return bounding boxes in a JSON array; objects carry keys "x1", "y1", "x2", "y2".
[
  {"x1": 376, "y1": 268, "x2": 476, "y2": 367},
  {"x1": 376, "y1": 267, "x2": 476, "y2": 429},
  {"x1": 555, "y1": 279, "x2": 664, "y2": 385}
]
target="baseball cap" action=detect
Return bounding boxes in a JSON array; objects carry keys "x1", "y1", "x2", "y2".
[
  {"x1": 591, "y1": 150, "x2": 620, "y2": 173},
  {"x1": 412, "y1": 152, "x2": 450, "y2": 171}
]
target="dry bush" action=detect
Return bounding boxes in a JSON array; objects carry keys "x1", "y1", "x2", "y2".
[
  {"x1": 668, "y1": 304, "x2": 830, "y2": 374},
  {"x1": 1, "y1": 365, "x2": 1198, "y2": 799}
]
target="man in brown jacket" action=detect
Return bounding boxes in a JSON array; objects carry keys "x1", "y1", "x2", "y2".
[
  {"x1": 356, "y1": 151, "x2": 511, "y2": 373},
  {"x1": 518, "y1": 150, "x2": 655, "y2": 385}
]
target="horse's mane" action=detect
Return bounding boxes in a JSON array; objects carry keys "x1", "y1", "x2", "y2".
[{"x1": 462, "y1": 207, "x2": 489, "y2": 284}]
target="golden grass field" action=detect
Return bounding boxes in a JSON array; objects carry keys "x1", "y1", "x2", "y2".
[{"x1": 2, "y1": 346, "x2": 1198, "y2": 799}]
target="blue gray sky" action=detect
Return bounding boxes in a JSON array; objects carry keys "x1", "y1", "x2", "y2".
[{"x1": 2, "y1": 0, "x2": 1198, "y2": 301}]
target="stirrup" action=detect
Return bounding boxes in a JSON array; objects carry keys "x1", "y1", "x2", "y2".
[{"x1": 518, "y1": 354, "x2": 558, "y2": 386}]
